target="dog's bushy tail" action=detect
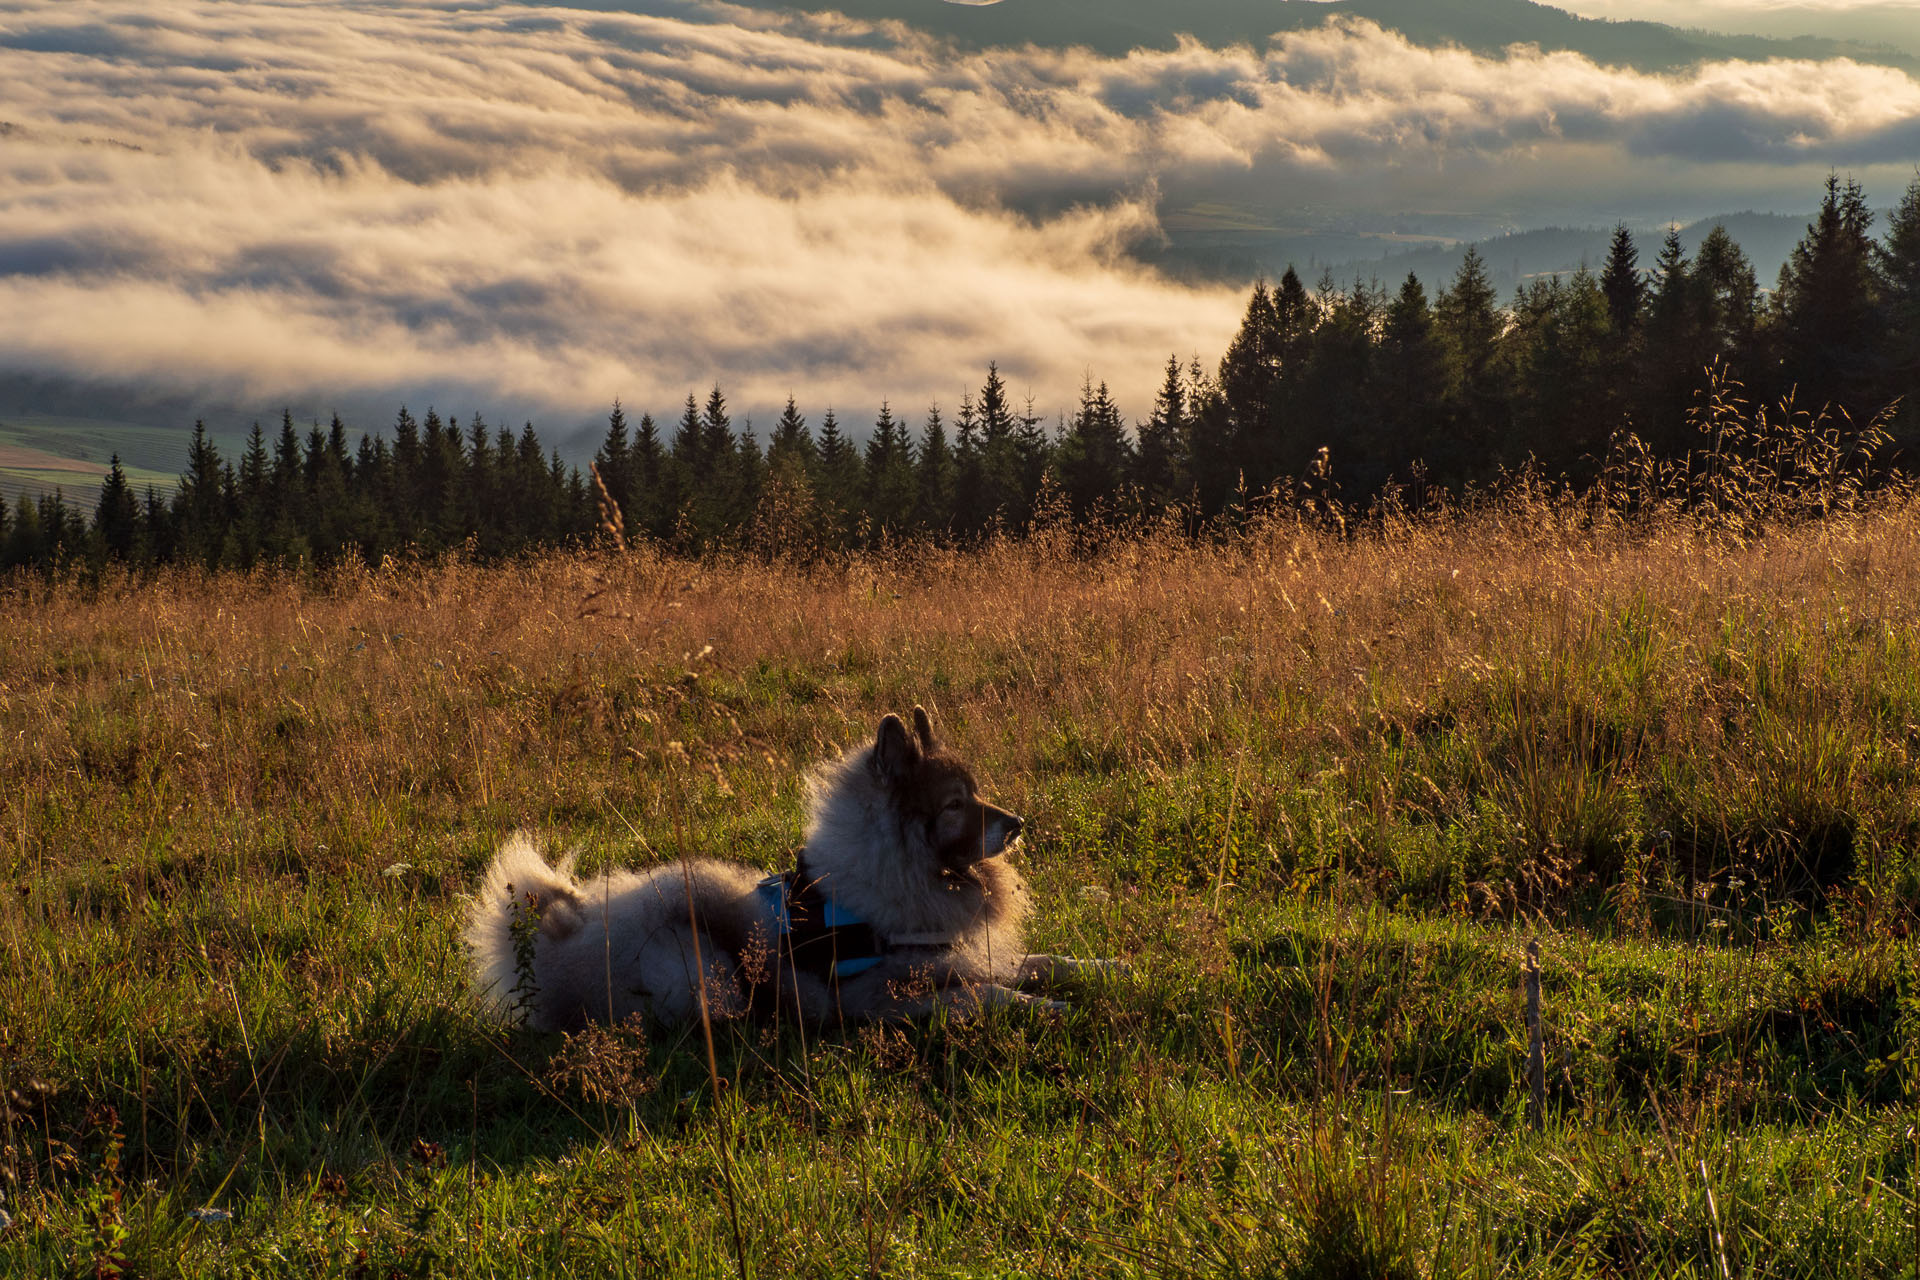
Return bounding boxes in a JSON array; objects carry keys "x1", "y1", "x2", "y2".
[{"x1": 464, "y1": 832, "x2": 585, "y2": 1021}]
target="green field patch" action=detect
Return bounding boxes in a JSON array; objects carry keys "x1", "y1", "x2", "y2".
[{"x1": 0, "y1": 413, "x2": 250, "y2": 504}]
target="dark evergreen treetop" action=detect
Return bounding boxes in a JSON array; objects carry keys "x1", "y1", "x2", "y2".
[
  {"x1": 1777, "y1": 174, "x2": 1882, "y2": 413},
  {"x1": 1136, "y1": 353, "x2": 1189, "y2": 509},
  {"x1": 1600, "y1": 224, "x2": 1644, "y2": 340},
  {"x1": 1879, "y1": 174, "x2": 1920, "y2": 429}
]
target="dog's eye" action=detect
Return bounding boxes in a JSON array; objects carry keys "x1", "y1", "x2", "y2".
[{"x1": 943, "y1": 798, "x2": 965, "y2": 812}]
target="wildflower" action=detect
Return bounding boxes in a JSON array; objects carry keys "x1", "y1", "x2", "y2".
[
  {"x1": 382, "y1": 862, "x2": 414, "y2": 878},
  {"x1": 188, "y1": 1208, "x2": 231, "y2": 1225}
]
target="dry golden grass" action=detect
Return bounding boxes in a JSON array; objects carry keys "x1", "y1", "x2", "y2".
[{"x1": 3, "y1": 491, "x2": 1917, "y2": 902}]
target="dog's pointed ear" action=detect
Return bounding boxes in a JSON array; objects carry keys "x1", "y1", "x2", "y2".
[
  {"x1": 910, "y1": 705, "x2": 937, "y2": 753},
  {"x1": 872, "y1": 713, "x2": 917, "y2": 784}
]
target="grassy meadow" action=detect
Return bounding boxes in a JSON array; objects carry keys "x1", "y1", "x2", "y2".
[{"x1": 3, "y1": 492, "x2": 1920, "y2": 1277}]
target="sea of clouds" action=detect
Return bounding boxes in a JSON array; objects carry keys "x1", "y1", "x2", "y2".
[{"x1": 2, "y1": 0, "x2": 1917, "y2": 424}]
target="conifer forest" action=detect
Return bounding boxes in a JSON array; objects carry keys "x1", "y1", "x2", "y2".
[{"x1": 8, "y1": 173, "x2": 1919, "y2": 572}]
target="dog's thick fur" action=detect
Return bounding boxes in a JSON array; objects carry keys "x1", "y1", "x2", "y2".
[{"x1": 466, "y1": 707, "x2": 1107, "y2": 1029}]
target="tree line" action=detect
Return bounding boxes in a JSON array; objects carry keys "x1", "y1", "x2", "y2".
[{"x1": 5, "y1": 172, "x2": 1917, "y2": 573}]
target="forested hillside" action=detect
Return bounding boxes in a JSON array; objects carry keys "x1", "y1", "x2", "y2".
[
  {"x1": 731, "y1": 0, "x2": 1915, "y2": 69},
  {"x1": 6, "y1": 174, "x2": 1916, "y2": 573}
]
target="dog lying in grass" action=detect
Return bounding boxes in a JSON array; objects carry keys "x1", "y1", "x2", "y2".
[{"x1": 466, "y1": 706, "x2": 1114, "y2": 1029}]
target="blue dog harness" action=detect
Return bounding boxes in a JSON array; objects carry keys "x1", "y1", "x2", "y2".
[{"x1": 756, "y1": 856, "x2": 887, "y2": 981}]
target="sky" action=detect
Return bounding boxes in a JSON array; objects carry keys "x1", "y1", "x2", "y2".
[{"x1": 2, "y1": 0, "x2": 1919, "y2": 430}]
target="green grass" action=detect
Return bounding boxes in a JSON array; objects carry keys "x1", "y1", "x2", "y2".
[{"x1": 3, "y1": 519, "x2": 1919, "y2": 1276}]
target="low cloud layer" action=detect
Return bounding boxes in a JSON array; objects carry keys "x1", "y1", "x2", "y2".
[{"x1": 1, "y1": 1, "x2": 1917, "y2": 424}]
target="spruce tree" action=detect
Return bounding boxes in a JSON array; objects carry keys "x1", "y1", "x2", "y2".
[
  {"x1": 272, "y1": 410, "x2": 302, "y2": 503},
  {"x1": 1692, "y1": 225, "x2": 1761, "y2": 369},
  {"x1": 1136, "y1": 354, "x2": 1190, "y2": 513},
  {"x1": 976, "y1": 363, "x2": 1021, "y2": 528},
  {"x1": 320, "y1": 414, "x2": 356, "y2": 559},
  {"x1": 462, "y1": 415, "x2": 495, "y2": 556},
  {"x1": 432, "y1": 412, "x2": 469, "y2": 551},
  {"x1": 414, "y1": 409, "x2": 452, "y2": 549},
  {"x1": 1639, "y1": 228, "x2": 1701, "y2": 452},
  {"x1": 767, "y1": 396, "x2": 816, "y2": 479},
  {"x1": 262, "y1": 411, "x2": 308, "y2": 560},
  {"x1": 328, "y1": 413, "x2": 352, "y2": 484},
  {"x1": 1597, "y1": 227, "x2": 1647, "y2": 435},
  {"x1": 27, "y1": 490, "x2": 65, "y2": 570},
  {"x1": 44, "y1": 490, "x2": 86, "y2": 569},
  {"x1": 1511, "y1": 270, "x2": 1613, "y2": 473},
  {"x1": 698, "y1": 385, "x2": 739, "y2": 547},
  {"x1": 865, "y1": 402, "x2": 916, "y2": 539},
  {"x1": 951, "y1": 394, "x2": 986, "y2": 540},
  {"x1": 1600, "y1": 224, "x2": 1644, "y2": 341},
  {"x1": 1206, "y1": 282, "x2": 1280, "y2": 514},
  {"x1": 1378, "y1": 273, "x2": 1446, "y2": 482},
  {"x1": 700, "y1": 385, "x2": 733, "y2": 462},
  {"x1": 1261, "y1": 267, "x2": 1318, "y2": 484},
  {"x1": 1013, "y1": 391, "x2": 1053, "y2": 528},
  {"x1": 914, "y1": 404, "x2": 956, "y2": 535},
  {"x1": 752, "y1": 401, "x2": 816, "y2": 554},
  {"x1": 387, "y1": 407, "x2": 421, "y2": 545},
  {"x1": 547, "y1": 445, "x2": 574, "y2": 543},
  {"x1": 141, "y1": 488, "x2": 172, "y2": 566},
  {"x1": 94, "y1": 454, "x2": 139, "y2": 563},
  {"x1": 814, "y1": 408, "x2": 864, "y2": 549},
  {"x1": 174, "y1": 420, "x2": 227, "y2": 569},
  {"x1": 1216, "y1": 281, "x2": 1278, "y2": 430},
  {"x1": 1055, "y1": 377, "x2": 1131, "y2": 521},
  {"x1": 666, "y1": 393, "x2": 704, "y2": 549},
  {"x1": 1300, "y1": 280, "x2": 1381, "y2": 490},
  {"x1": 1879, "y1": 173, "x2": 1920, "y2": 431},
  {"x1": 3, "y1": 495, "x2": 38, "y2": 570},
  {"x1": 1776, "y1": 174, "x2": 1881, "y2": 414},
  {"x1": 593, "y1": 401, "x2": 633, "y2": 527},
  {"x1": 354, "y1": 434, "x2": 395, "y2": 561},
  {"x1": 631, "y1": 412, "x2": 666, "y2": 542},
  {"x1": 733, "y1": 418, "x2": 765, "y2": 537},
  {"x1": 513, "y1": 424, "x2": 550, "y2": 544},
  {"x1": 1435, "y1": 247, "x2": 1507, "y2": 463},
  {"x1": 232, "y1": 423, "x2": 270, "y2": 568},
  {"x1": 671, "y1": 394, "x2": 703, "y2": 465}
]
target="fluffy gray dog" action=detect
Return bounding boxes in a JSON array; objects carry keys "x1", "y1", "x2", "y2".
[{"x1": 466, "y1": 706, "x2": 1113, "y2": 1028}]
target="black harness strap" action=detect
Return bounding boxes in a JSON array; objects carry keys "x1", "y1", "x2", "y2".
[{"x1": 781, "y1": 854, "x2": 886, "y2": 982}]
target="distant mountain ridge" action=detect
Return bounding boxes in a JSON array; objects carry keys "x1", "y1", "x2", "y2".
[
  {"x1": 742, "y1": 0, "x2": 1917, "y2": 71},
  {"x1": 1318, "y1": 212, "x2": 1818, "y2": 299}
]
